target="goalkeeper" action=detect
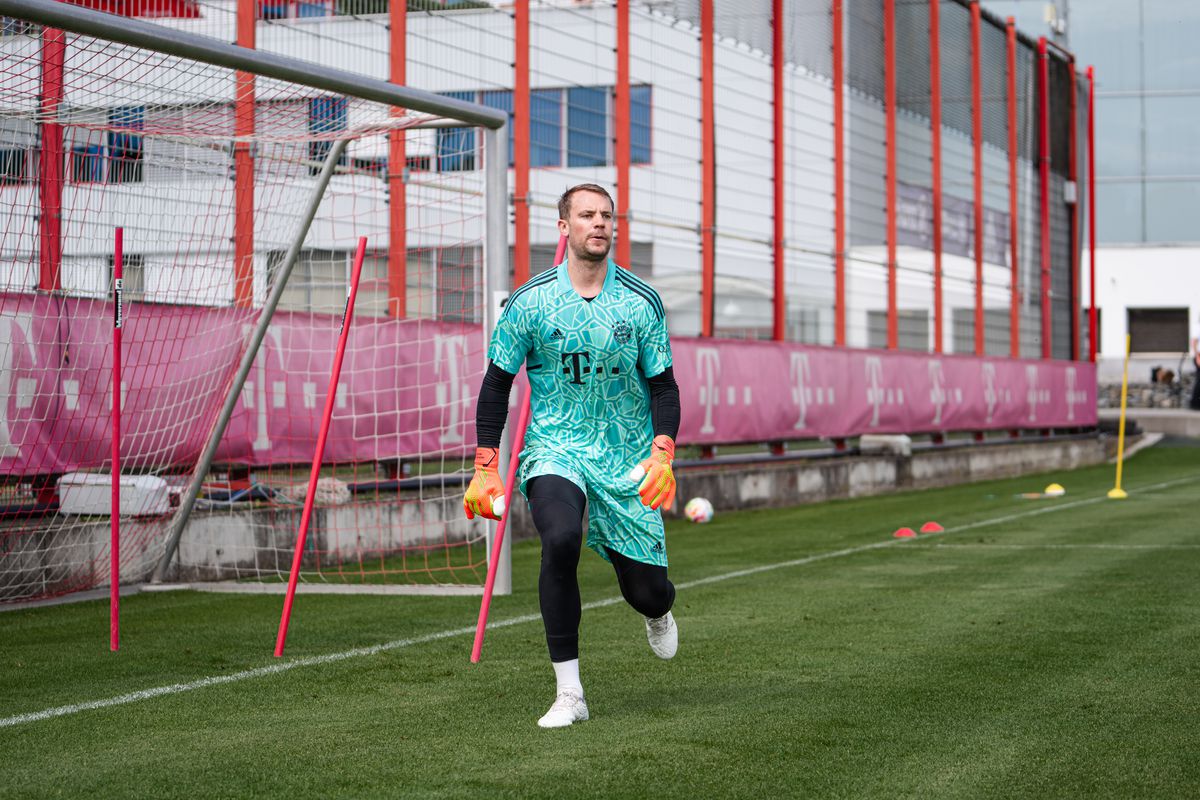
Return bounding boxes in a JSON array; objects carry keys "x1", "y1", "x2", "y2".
[{"x1": 464, "y1": 183, "x2": 681, "y2": 729}]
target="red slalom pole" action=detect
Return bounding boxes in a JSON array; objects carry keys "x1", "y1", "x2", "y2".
[
  {"x1": 111, "y1": 227, "x2": 123, "y2": 652},
  {"x1": 275, "y1": 236, "x2": 368, "y2": 657},
  {"x1": 471, "y1": 234, "x2": 566, "y2": 663}
]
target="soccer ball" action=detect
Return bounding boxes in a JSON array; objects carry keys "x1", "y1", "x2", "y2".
[{"x1": 684, "y1": 497, "x2": 714, "y2": 524}]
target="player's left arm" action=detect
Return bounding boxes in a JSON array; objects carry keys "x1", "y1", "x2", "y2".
[{"x1": 633, "y1": 303, "x2": 680, "y2": 510}]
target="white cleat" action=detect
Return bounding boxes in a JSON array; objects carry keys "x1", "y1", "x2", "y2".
[
  {"x1": 536, "y1": 689, "x2": 589, "y2": 729},
  {"x1": 645, "y1": 611, "x2": 678, "y2": 659}
]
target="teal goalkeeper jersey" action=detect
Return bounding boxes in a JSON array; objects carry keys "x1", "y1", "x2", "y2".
[{"x1": 487, "y1": 259, "x2": 673, "y2": 475}]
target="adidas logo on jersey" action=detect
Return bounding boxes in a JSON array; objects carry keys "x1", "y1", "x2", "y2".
[{"x1": 550, "y1": 328, "x2": 564, "y2": 341}]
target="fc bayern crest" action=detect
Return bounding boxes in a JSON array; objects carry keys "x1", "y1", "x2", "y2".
[{"x1": 612, "y1": 320, "x2": 632, "y2": 344}]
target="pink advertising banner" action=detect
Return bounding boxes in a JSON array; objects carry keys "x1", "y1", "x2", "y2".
[{"x1": 0, "y1": 295, "x2": 1096, "y2": 475}]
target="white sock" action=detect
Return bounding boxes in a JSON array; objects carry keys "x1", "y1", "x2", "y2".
[{"x1": 552, "y1": 659, "x2": 583, "y2": 696}]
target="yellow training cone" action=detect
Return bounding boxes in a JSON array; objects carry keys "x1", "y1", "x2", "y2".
[{"x1": 1043, "y1": 483, "x2": 1065, "y2": 497}]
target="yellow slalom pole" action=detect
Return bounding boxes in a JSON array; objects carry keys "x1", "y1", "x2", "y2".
[{"x1": 1108, "y1": 333, "x2": 1131, "y2": 499}]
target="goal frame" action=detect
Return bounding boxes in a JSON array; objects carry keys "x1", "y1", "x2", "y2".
[{"x1": 0, "y1": 0, "x2": 513, "y2": 596}]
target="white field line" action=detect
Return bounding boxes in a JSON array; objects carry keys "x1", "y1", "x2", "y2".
[{"x1": 3, "y1": 473, "x2": 1197, "y2": 730}]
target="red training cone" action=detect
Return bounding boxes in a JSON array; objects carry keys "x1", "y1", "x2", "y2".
[
  {"x1": 919, "y1": 521, "x2": 945, "y2": 534},
  {"x1": 893, "y1": 527, "x2": 916, "y2": 538}
]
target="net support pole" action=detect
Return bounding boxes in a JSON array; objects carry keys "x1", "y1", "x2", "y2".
[
  {"x1": 771, "y1": 0, "x2": 784, "y2": 342},
  {"x1": 512, "y1": 0, "x2": 530, "y2": 288},
  {"x1": 111, "y1": 227, "x2": 123, "y2": 652},
  {"x1": 152, "y1": 137, "x2": 350, "y2": 583},
  {"x1": 700, "y1": 0, "x2": 715, "y2": 338},
  {"x1": 615, "y1": 0, "x2": 632, "y2": 270},
  {"x1": 929, "y1": 0, "x2": 943, "y2": 354},
  {"x1": 1068, "y1": 58, "x2": 1080, "y2": 362},
  {"x1": 1087, "y1": 65, "x2": 1097, "y2": 363},
  {"x1": 970, "y1": 1, "x2": 984, "y2": 356},
  {"x1": 1038, "y1": 36, "x2": 1052, "y2": 359},
  {"x1": 1006, "y1": 17, "x2": 1021, "y2": 358},
  {"x1": 274, "y1": 237, "x2": 368, "y2": 658},
  {"x1": 483, "y1": 123, "x2": 512, "y2": 596},
  {"x1": 884, "y1": 0, "x2": 897, "y2": 350},
  {"x1": 37, "y1": 26, "x2": 64, "y2": 292},
  {"x1": 387, "y1": 0, "x2": 407, "y2": 317},
  {"x1": 833, "y1": 0, "x2": 846, "y2": 346}
]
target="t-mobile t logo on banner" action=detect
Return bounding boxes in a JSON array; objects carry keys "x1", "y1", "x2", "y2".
[
  {"x1": 865, "y1": 357, "x2": 903, "y2": 427},
  {"x1": 790, "y1": 352, "x2": 834, "y2": 432},
  {"x1": 1025, "y1": 364, "x2": 1051, "y2": 423},
  {"x1": 982, "y1": 362, "x2": 998, "y2": 424},
  {"x1": 696, "y1": 347, "x2": 720, "y2": 435},
  {"x1": 929, "y1": 359, "x2": 946, "y2": 426},
  {"x1": 435, "y1": 335, "x2": 471, "y2": 445}
]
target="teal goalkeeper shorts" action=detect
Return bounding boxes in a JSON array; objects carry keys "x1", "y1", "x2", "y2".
[{"x1": 518, "y1": 447, "x2": 668, "y2": 568}]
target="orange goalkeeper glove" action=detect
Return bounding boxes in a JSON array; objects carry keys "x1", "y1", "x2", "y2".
[
  {"x1": 630, "y1": 435, "x2": 676, "y2": 511},
  {"x1": 463, "y1": 447, "x2": 506, "y2": 520}
]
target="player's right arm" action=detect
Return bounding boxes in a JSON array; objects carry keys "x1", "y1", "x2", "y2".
[{"x1": 464, "y1": 293, "x2": 533, "y2": 520}]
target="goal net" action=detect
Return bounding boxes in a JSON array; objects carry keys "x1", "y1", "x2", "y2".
[{"x1": 0, "y1": 13, "x2": 505, "y2": 603}]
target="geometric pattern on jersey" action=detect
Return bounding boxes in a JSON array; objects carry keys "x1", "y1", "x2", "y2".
[
  {"x1": 519, "y1": 447, "x2": 668, "y2": 567},
  {"x1": 490, "y1": 258, "x2": 673, "y2": 566},
  {"x1": 489, "y1": 258, "x2": 672, "y2": 479}
]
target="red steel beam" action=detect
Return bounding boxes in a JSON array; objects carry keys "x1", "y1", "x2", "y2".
[
  {"x1": 1006, "y1": 17, "x2": 1020, "y2": 357},
  {"x1": 513, "y1": 0, "x2": 531, "y2": 286},
  {"x1": 929, "y1": 0, "x2": 943, "y2": 353},
  {"x1": 772, "y1": 0, "x2": 785, "y2": 340},
  {"x1": 1068, "y1": 58, "x2": 1079, "y2": 361},
  {"x1": 884, "y1": 0, "x2": 897, "y2": 350},
  {"x1": 387, "y1": 0, "x2": 407, "y2": 317},
  {"x1": 37, "y1": 28, "x2": 65, "y2": 292},
  {"x1": 700, "y1": 0, "x2": 715, "y2": 337},
  {"x1": 1087, "y1": 65, "x2": 1097, "y2": 362},
  {"x1": 970, "y1": 1, "x2": 984, "y2": 356},
  {"x1": 232, "y1": 0, "x2": 255, "y2": 308},
  {"x1": 1038, "y1": 37, "x2": 1051, "y2": 359},
  {"x1": 833, "y1": 0, "x2": 846, "y2": 346},
  {"x1": 615, "y1": 0, "x2": 632, "y2": 270}
]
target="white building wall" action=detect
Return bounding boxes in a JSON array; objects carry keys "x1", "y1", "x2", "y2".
[{"x1": 1087, "y1": 245, "x2": 1200, "y2": 382}]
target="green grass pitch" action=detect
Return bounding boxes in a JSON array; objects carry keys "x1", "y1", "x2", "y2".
[{"x1": 2, "y1": 444, "x2": 1199, "y2": 798}]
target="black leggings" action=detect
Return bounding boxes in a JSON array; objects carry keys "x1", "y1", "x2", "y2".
[{"x1": 526, "y1": 475, "x2": 675, "y2": 662}]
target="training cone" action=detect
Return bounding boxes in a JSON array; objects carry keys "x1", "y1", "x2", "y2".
[
  {"x1": 893, "y1": 527, "x2": 916, "y2": 538},
  {"x1": 919, "y1": 521, "x2": 944, "y2": 534},
  {"x1": 1043, "y1": 483, "x2": 1066, "y2": 497}
]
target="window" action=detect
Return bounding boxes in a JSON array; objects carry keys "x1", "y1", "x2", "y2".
[
  {"x1": 0, "y1": 17, "x2": 35, "y2": 35},
  {"x1": 269, "y1": 249, "x2": 349, "y2": 315},
  {"x1": 870, "y1": 309, "x2": 929, "y2": 352},
  {"x1": 566, "y1": 87, "x2": 607, "y2": 167},
  {"x1": 259, "y1": 0, "x2": 330, "y2": 18},
  {"x1": 481, "y1": 89, "x2": 513, "y2": 166},
  {"x1": 108, "y1": 254, "x2": 145, "y2": 301},
  {"x1": 531, "y1": 89, "x2": 562, "y2": 168},
  {"x1": 308, "y1": 96, "x2": 348, "y2": 176},
  {"x1": 437, "y1": 245, "x2": 480, "y2": 322},
  {"x1": 72, "y1": 145, "x2": 104, "y2": 183},
  {"x1": 108, "y1": 107, "x2": 143, "y2": 184},
  {"x1": 0, "y1": 148, "x2": 29, "y2": 186},
  {"x1": 437, "y1": 91, "x2": 476, "y2": 172},
  {"x1": 631, "y1": 85, "x2": 651, "y2": 164},
  {"x1": 1128, "y1": 307, "x2": 1188, "y2": 353}
]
